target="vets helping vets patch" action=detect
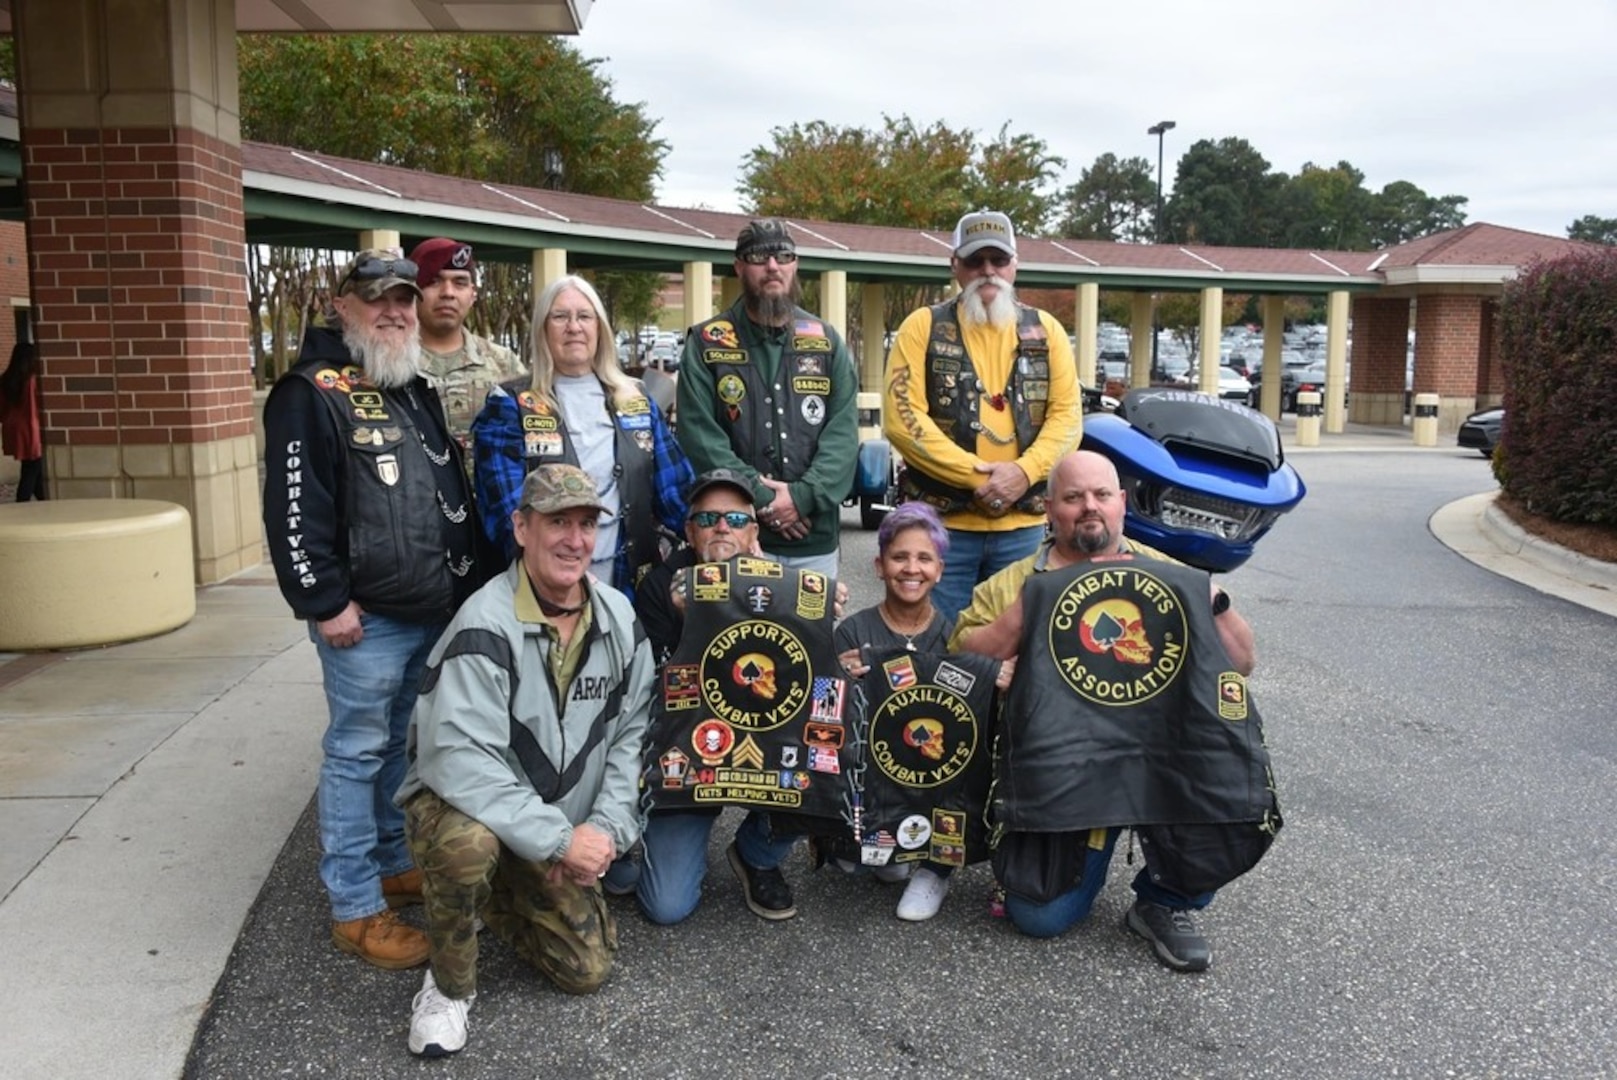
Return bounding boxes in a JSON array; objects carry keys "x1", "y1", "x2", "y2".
[{"x1": 642, "y1": 556, "x2": 850, "y2": 819}]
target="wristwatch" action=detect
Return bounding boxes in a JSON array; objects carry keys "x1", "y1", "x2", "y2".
[{"x1": 1211, "y1": 588, "x2": 1231, "y2": 616}]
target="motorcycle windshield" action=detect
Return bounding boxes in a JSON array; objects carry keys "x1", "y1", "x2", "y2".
[{"x1": 1117, "y1": 389, "x2": 1284, "y2": 473}]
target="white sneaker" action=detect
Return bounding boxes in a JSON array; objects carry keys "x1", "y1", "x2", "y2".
[
  {"x1": 408, "y1": 969, "x2": 474, "y2": 1058},
  {"x1": 870, "y1": 860, "x2": 914, "y2": 885},
  {"x1": 895, "y1": 867, "x2": 950, "y2": 921}
]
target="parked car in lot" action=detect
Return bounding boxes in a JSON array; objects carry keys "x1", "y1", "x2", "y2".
[
  {"x1": 1458, "y1": 407, "x2": 1504, "y2": 457},
  {"x1": 1183, "y1": 365, "x2": 1252, "y2": 401}
]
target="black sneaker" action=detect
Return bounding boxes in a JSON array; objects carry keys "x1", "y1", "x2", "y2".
[
  {"x1": 727, "y1": 841, "x2": 797, "y2": 920},
  {"x1": 1126, "y1": 900, "x2": 1211, "y2": 972}
]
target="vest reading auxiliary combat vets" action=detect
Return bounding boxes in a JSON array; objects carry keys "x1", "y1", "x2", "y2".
[
  {"x1": 991, "y1": 557, "x2": 1281, "y2": 894},
  {"x1": 642, "y1": 556, "x2": 850, "y2": 821},
  {"x1": 850, "y1": 647, "x2": 1001, "y2": 869}
]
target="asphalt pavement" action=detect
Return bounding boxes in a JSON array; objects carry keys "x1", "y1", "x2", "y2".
[{"x1": 2, "y1": 423, "x2": 1614, "y2": 1079}]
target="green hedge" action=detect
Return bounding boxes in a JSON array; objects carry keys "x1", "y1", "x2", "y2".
[{"x1": 1496, "y1": 247, "x2": 1617, "y2": 524}]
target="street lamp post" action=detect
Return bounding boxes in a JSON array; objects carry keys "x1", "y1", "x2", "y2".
[{"x1": 1147, "y1": 119, "x2": 1176, "y2": 381}]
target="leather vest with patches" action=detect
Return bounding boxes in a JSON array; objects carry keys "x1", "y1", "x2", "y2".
[
  {"x1": 296, "y1": 365, "x2": 466, "y2": 620},
  {"x1": 691, "y1": 309, "x2": 837, "y2": 483},
  {"x1": 641, "y1": 555, "x2": 850, "y2": 823},
  {"x1": 901, "y1": 301, "x2": 1051, "y2": 514},
  {"x1": 990, "y1": 556, "x2": 1280, "y2": 892},
  {"x1": 851, "y1": 647, "x2": 1002, "y2": 867},
  {"x1": 506, "y1": 378, "x2": 660, "y2": 589}
]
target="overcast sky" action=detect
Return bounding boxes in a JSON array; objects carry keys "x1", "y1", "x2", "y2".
[{"x1": 577, "y1": 0, "x2": 1615, "y2": 241}]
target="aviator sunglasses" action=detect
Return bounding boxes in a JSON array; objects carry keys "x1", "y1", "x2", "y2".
[
  {"x1": 962, "y1": 251, "x2": 1013, "y2": 270},
  {"x1": 688, "y1": 510, "x2": 756, "y2": 529}
]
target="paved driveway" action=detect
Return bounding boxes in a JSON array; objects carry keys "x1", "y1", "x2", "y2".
[{"x1": 186, "y1": 450, "x2": 1617, "y2": 1079}]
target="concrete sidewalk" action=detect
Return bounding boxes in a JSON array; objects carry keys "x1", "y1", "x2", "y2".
[{"x1": 0, "y1": 421, "x2": 1610, "y2": 1078}]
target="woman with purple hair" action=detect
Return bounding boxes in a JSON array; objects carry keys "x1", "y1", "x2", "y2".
[{"x1": 835, "y1": 501, "x2": 1013, "y2": 921}]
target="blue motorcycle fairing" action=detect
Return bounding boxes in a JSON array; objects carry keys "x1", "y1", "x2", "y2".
[{"x1": 1080, "y1": 413, "x2": 1306, "y2": 511}]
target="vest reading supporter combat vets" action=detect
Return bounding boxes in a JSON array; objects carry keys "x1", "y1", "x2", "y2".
[
  {"x1": 990, "y1": 556, "x2": 1282, "y2": 900},
  {"x1": 849, "y1": 648, "x2": 1001, "y2": 868},
  {"x1": 642, "y1": 556, "x2": 851, "y2": 822}
]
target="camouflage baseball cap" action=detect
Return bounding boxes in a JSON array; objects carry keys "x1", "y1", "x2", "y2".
[
  {"x1": 338, "y1": 249, "x2": 423, "y2": 302},
  {"x1": 519, "y1": 464, "x2": 607, "y2": 515}
]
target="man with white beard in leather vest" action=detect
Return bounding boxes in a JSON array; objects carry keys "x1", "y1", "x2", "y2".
[
  {"x1": 262, "y1": 249, "x2": 486, "y2": 971},
  {"x1": 884, "y1": 210, "x2": 1083, "y2": 621}
]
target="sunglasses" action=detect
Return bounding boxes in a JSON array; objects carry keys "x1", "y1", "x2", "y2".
[
  {"x1": 343, "y1": 256, "x2": 419, "y2": 289},
  {"x1": 962, "y1": 252, "x2": 1013, "y2": 270},
  {"x1": 688, "y1": 510, "x2": 755, "y2": 529},
  {"x1": 738, "y1": 248, "x2": 798, "y2": 265}
]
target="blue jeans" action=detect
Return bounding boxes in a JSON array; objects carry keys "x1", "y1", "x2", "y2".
[
  {"x1": 636, "y1": 809, "x2": 797, "y2": 925},
  {"x1": 1004, "y1": 827, "x2": 1214, "y2": 939},
  {"x1": 309, "y1": 612, "x2": 443, "y2": 922},
  {"x1": 933, "y1": 524, "x2": 1044, "y2": 622}
]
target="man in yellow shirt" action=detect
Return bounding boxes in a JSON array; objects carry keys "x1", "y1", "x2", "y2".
[{"x1": 883, "y1": 210, "x2": 1082, "y2": 619}]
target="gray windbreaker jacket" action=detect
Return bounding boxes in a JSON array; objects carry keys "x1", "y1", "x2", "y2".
[{"x1": 397, "y1": 561, "x2": 652, "y2": 862}]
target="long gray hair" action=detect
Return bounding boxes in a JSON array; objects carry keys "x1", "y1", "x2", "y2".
[{"x1": 529, "y1": 275, "x2": 639, "y2": 409}]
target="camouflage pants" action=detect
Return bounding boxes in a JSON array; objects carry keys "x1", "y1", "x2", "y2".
[{"x1": 404, "y1": 790, "x2": 617, "y2": 1000}]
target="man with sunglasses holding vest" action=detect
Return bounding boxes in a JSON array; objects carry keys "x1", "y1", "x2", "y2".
[
  {"x1": 263, "y1": 249, "x2": 487, "y2": 971},
  {"x1": 883, "y1": 210, "x2": 1083, "y2": 621},
  {"x1": 675, "y1": 219, "x2": 858, "y2": 578}
]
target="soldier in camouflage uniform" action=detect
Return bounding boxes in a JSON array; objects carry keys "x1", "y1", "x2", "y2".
[
  {"x1": 409, "y1": 237, "x2": 528, "y2": 467},
  {"x1": 396, "y1": 464, "x2": 653, "y2": 1058}
]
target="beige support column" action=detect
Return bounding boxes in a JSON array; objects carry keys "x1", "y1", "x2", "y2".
[
  {"x1": 1324, "y1": 289, "x2": 1349, "y2": 433},
  {"x1": 532, "y1": 248, "x2": 567, "y2": 300},
  {"x1": 683, "y1": 261, "x2": 714, "y2": 329},
  {"x1": 1073, "y1": 281, "x2": 1099, "y2": 386},
  {"x1": 358, "y1": 228, "x2": 401, "y2": 254},
  {"x1": 1129, "y1": 293, "x2": 1153, "y2": 388},
  {"x1": 819, "y1": 270, "x2": 848, "y2": 337},
  {"x1": 1198, "y1": 286, "x2": 1224, "y2": 395},
  {"x1": 720, "y1": 276, "x2": 741, "y2": 308},
  {"x1": 859, "y1": 281, "x2": 887, "y2": 394},
  {"x1": 1260, "y1": 295, "x2": 1286, "y2": 418}
]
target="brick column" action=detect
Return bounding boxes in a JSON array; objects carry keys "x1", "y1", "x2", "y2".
[
  {"x1": 1348, "y1": 296, "x2": 1411, "y2": 425},
  {"x1": 1413, "y1": 293, "x2": 1487, "y2": 432},
  {"x1": 17, "y1": 0, "x2": 259, "y2": 582},
  {"x1": 1477, "y1": 299, "x2": 1504, "y2": 407}
]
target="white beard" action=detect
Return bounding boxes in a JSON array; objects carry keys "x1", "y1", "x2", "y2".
[
  {"x1": 960, "y1": 277, "x2": 1018, "y2": 328},
  {"x1": 344, "y1": 322, "x2": 422, "y2": 389}
]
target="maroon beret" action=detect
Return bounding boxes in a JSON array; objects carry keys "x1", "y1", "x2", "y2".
[{"x1": 408, "y1": 238, "x2": 475, "y2": 288}]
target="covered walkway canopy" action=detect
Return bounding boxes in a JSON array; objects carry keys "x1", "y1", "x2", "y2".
[{"x1": 0, "y1": 0, "x2": 1593, "y2": 584}]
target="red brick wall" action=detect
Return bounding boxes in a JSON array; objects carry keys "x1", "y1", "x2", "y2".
[
  {"x1": 1413, "y1": 294, "x2": 1486, "y2": 396},
  {"x1": 23, "y1": 126, "x2": 251, "y2": 448},
  {"x1": 1349, "y1": 296, "x2": 1409, "y2": 394},
  {"x1": 0, "y1": 221, "x2": 32, "y2": 371}
]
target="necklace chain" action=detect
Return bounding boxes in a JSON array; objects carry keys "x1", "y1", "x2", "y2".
[{"x1": 881, "y1": 600, "x2": 933, "y2": 648}]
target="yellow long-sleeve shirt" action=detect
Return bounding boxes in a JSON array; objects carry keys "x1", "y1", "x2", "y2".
[{"x1": 883, "y1": 301, "x2": 1082, "y2": 531}]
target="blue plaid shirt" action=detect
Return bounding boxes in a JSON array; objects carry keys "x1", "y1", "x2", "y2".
[{"x1": 472, "y1": 384, "x2": 693, "y2": 604}]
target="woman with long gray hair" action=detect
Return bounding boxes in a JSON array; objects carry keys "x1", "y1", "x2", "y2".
[{"x1": 472, "y1": 275, "x2": 691, "y2": 601}]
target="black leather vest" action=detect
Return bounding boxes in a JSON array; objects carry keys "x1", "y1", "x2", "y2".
[
  {"x1": 296, "y1": 364, "x2": 466, "y2": 620},
  {"x1": 691, "y1": 309, "x2": 837, "y2": 483},
  {"x1": 641, "y1": 555, "x2": 850, "y2": 823},
  {"x1": 990, "y1": 556, "x2": 1280, "y2": 836},
  {"x1": 901, "y1": 301, "x2": 1052, "y2": 515},
  {"x1": 507, "y1": 379, "x2": 661, "y2": 589},
  {"x1": 850, "y1": 647, "x2": 1002, "y2": 867}
]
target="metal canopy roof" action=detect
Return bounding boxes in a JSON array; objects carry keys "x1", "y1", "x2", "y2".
[
  {"x1": 242, "y1": 141, "x2": 1388, "y2": 295},
  {"x1": 0, "y1": 0, "x2": 591, "y2": 34}
]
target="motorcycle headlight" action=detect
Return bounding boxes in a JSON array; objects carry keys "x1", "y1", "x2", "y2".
[{"x1": 1138, "y1": 484, "x2": 1278, "y2": 543}]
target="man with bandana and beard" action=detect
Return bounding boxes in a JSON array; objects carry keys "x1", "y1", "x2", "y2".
[
  {"x1": 262, "y1": 249, "x2": 487, "y2": 971},
  {"x1": 884, "y1": 210, "x2": 1083, "y2": 621},
  {"x1": 675, "y1": 219, "x2": 858, "y2": 577},
  {"x1": 950, "y1": 449, "x2": 1256, "y2": 972}
]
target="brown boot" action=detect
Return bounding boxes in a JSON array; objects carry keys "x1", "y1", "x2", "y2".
[
  {"x1": 332, "y1": 910, "x2": 430, "y2": 970},
  {"x1": 382, "y1": 867, "x2": 424, "y2": 909}
]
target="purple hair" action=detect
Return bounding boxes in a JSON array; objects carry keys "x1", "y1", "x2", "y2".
[{"x1": 877, "y1": 501, "x2": 950, "y2": 558}]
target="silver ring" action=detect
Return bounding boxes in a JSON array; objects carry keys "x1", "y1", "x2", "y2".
[{"x1": 991, "y1": 499, "x2": 1003, "y2": 509}]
